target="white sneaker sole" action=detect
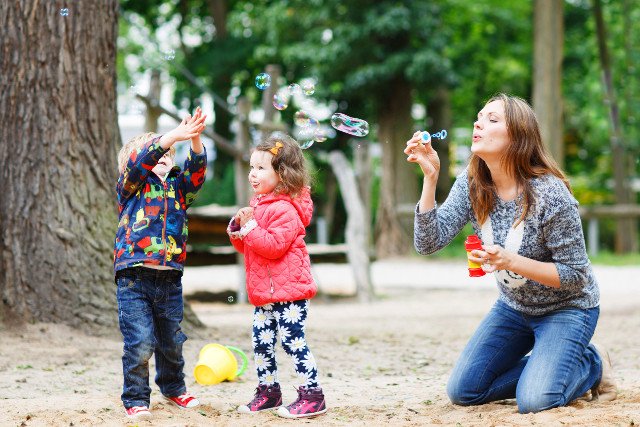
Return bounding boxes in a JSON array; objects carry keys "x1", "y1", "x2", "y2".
[{"x1": 276, "y1": 406, "x2": 327, "y2": 419}]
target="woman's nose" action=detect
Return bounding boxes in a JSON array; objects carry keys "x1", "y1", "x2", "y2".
[{"x1": 474, "y1": 120, "x2": 481, "y2": 129}]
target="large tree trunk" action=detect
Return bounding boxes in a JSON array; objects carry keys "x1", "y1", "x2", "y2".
[
  {"x1": 533, "y1": 0, "x2": 565, "y2": 168},
  {"x1": 375, "y1": 77, "x2": 415, "y2": 258},
  {"x1": 0, "y1": 1, "x2": 120, "y2": 329}
]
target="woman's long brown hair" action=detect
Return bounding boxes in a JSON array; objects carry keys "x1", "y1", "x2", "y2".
[{"x1": 468, "y1": 93, "x2": 571, "y2": 226}]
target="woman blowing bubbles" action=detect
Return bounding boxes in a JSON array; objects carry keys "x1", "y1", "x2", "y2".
[{"x1": 404, "y1": 93, "x2": 617, "y2": 413}]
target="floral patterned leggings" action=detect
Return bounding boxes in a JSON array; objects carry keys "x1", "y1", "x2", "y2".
[{"x1": 251, "y1": 299, "x2": 319, "y2": 388}]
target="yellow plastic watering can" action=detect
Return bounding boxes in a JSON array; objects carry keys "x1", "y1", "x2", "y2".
[{"x1": 193, "y1": 344, "x2": 248, "y2": 385}]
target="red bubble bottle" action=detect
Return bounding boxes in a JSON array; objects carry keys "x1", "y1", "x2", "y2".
[{"x1": 464, "y1": 235, "x2": 486, "y2": 277}]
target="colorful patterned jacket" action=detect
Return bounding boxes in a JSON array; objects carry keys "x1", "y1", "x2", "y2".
[
  {"x1": 227, "y1": 187, "x2": 316, "y2": 306},
  {"x1": 113, "y1": 136, "x2": 207, "y2": 273}
]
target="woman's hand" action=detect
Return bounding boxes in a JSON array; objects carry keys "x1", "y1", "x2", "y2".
[
  {"x1": 404, "y1": 131, "x2": 440, "y2": 182},
  {"x1": 471, "y1": 245, "x2": 515, "y2": 273}
]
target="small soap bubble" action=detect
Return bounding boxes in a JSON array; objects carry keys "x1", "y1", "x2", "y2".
[
  {"x1": 227, "y1": 296, "x2": 234, "y2": 303},
  {"x1": 294, "y1": 111, "x2": 311, "y2": 127},
  {"x1": 288, "y1": 83, "x2": 302, "y2": 96},
  {"x1": 59, "y1": 8, "x2": 69, "y2": 17},
  {"x1": 163, "y1": 49, "x2": 176, "y2": 61},
  {"x1": 301, "y1": 80, "x2": 315, "y2": 96},
  {"x1": 300, "y1": 140, "x2": 315, "y2": 149},
  {"x1": 255, "y1": 73, "x2": 271, "y2": 90},
  {"x1": 330, "y1": 113, "x2": 369, "y2": 137},
  {"x1": 313, "y1": 128, "x2": 327, "y2": 143},
  {"x1": 273, "y1": 89, "x2": 290, "y2": 111}
]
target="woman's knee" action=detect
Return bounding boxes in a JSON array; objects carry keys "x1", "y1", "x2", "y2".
[
  {"x1": 447, "y1": 375, "x2": 481, "y2": 406},
  {"x1": 517, "y1": 391, "x2": 564, "y2": 414}
]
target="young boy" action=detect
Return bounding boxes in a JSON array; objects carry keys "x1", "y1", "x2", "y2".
[{"x1": 113, "y1": 108, "x2": 207, "y2": 419}]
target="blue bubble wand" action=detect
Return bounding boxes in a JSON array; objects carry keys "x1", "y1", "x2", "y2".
[{"x1": 420, "y1": 129, "x2": 447, "y2": 144}]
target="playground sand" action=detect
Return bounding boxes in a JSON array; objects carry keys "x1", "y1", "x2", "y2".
[{"x1": 1, "y1": 259, "x2": 639, "y2": 426}]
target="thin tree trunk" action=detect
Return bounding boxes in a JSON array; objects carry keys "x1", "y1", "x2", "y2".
[
  {"x1": 0, "y1": 1, "x2": 120, "y2": 329},
  {"x1": 328, "y1": 151, "x2": 373, "y2": 301},
  {"x1": 427, "y1": 87, "x2": 453, "y2": 202},
  {"x1": 375, "y1": 77, "x2": 414, "y2": 258},
  {"x1": 592, "y1": 0, "x2": 637, "y2": 253},
  {"x1": 533, "y1": 0, "x2": 565, "y2": 168}
]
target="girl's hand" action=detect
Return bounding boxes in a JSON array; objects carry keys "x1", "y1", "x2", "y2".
[
  {"x1": 471, "y1": 245, "x2": 514, "y2": 273},
  {"x1": 404, "y1": 131, "x2": 440, "y2": 182},
  {"x1": 236, "y1": 207, "x2": 254, "y2": 227}
]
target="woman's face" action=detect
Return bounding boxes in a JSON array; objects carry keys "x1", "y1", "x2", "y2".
[{"x1": 471, "y1": 100, "x2": 510, "y2": 160}]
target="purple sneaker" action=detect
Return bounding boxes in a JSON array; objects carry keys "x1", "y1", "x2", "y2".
[
  {"x1": 276, "y1": 386, "x2": 327, "y2": 419},
  {"x1": 237, "y1": 384, "x2": 282, "y2": 413}
]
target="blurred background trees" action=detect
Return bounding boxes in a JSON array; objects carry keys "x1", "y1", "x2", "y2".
[{"x1": 118, "y1": 0, "x2": 639, "y2": 256}]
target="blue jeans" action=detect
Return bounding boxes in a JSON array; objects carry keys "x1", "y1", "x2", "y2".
[
  {"x1": 447, "y1": 299, "x2": 601, "y2": 413},
  {"x1": 116, "y1": 267, "x2": 187, "y2": 408}
]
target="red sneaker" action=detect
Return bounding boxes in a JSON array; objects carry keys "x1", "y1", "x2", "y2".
[
  {"x1": 125, "y1": 405, "x2": 151, "y2": 419},
  {"x1": 164, "y1": 392, "x2": 200, "y2": 408}
]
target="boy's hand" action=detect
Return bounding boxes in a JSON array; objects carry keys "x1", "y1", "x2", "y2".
[
  {"x1": 190, "y1": 107, "x2": 205, "y2": 154},
  {"x1": 235, "y1": 207, "x2": 254, "y2": 227},
  {"x1": 160, "y1": 107, "x2": 207, "y2": 148}
]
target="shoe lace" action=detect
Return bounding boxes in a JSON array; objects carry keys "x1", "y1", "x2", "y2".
[{"x1": 250, "y1": 386, "x2": 272, "y2": 406}]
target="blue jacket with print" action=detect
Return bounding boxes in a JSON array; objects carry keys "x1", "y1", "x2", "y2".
[{"x1": 113, "y1": 136, "x2": 207, "y2": 273}]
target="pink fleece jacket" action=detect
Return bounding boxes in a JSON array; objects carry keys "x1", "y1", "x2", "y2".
[{"x1": 227, "y1": 187, "x2": 316, "y2": 306}]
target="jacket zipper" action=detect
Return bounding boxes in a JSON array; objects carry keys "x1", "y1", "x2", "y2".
[
  {"x1": 267, "y1": 265, "x2": 274, "y2": 295},
  {"x1": 161, "y1": 181, "x2": 168, "y2": 265}
]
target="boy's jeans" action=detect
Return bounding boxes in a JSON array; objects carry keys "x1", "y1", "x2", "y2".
[
  {"x1": 116, "y1": 267, "x2": 187, "y2": 408},
  {"x1": 447, "y1": 299, "x2": 601, "y2": 414}
]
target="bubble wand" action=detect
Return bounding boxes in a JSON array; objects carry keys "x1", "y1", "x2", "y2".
[{"x1": 420, "y1": 129, "x2": 447, "y2": 144}]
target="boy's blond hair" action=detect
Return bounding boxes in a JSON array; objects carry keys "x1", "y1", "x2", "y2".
[{"x1": 117, "y1": 132, "x2": 175, "y2": 174}]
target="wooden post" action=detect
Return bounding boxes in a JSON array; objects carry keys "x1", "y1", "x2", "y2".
[
  {"x1": 260, "y1": 64, "x2": 285, "y2": 140},
  {"x1": 328, "y1": 150, "x2": 373, "y2": 302},
  {"x1": 353, "y1": 141, "x2": 372, "y2": 253},
  {"x1": 145, "y1": 69, "x2": 162, "y2": 133},
  {"x1": 234, "y1": 97, "x2": 252, "y2": 303}
]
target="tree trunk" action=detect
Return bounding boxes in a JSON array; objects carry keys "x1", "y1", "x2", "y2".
[
  {"x1": 328, "y1": 152, "x2": 373, "y2": 301},
  {"x1": 592, "y1": 0, "x2": 637, "y2": 253},
  {"x1": 375, "y1": 77, "x2": 415, "y2": 258},
  {"x1": 0, "y1": 1, "x2": 120, "y2": 329},
  {"x1": 533, "y1": 0, "x2": 565, "y2": 168},
  {"x1": 427, "y1": 87, "x2": 453, "y2": 202}
]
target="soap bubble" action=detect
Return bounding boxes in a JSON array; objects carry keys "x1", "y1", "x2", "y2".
[
  {"x1": 255, "y1": 73, "x2": 271, "y2": 90},
  {"x1": 294, "y1": 111, "x2": 311, "y2": 127},
  {"x1": 301, "y1": 79, "x2": 316, "y2": 96},
  {"x1": 163, "y1": 49, "x2": 176, "y2": 61},
  {"x1": 313, "y1": 128, "x2": 327, "y2": 143},
  {"x1": 273, "y1": 88, "x2": 290, "y2": 111},
  {"x1": 59, "y1": 8, "x2": 69, "y2": 16},
  {"x1": 330, "y1": 113, "x2": 369, "y2": 137},
  {"x1": 300, "y1": 140, "x2": 314, "y2": 149},
  {"x1": 288, "y1": 83, "x2": 302, "y2": 96}
]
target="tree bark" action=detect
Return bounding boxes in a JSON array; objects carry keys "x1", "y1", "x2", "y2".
[
  {"x1": 375, "y1": 77, "x2": 415, "y2": 258},
  {"x1": 533, "y1": 0, "x2": 565, "y2": 168},
  {"x1": 0, "y1": 1, "x2": 120, "y2": 329},
  {"x1": 592, "y1": 0, "x2": 637, "y2": 253}
]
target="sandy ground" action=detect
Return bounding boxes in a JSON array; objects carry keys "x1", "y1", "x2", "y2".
[{"x1": 1, "y1": 258, "x2": 639, "y2": 426}]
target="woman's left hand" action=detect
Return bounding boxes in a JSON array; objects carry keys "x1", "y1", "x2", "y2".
[{"x1": 472, "y1": 245, "x2": 514, "y2": 273}]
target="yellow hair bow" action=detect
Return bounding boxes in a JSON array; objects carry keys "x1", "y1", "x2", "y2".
[{"x1": 269, "y1": 141, "x2": 284, "y2": 156}]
